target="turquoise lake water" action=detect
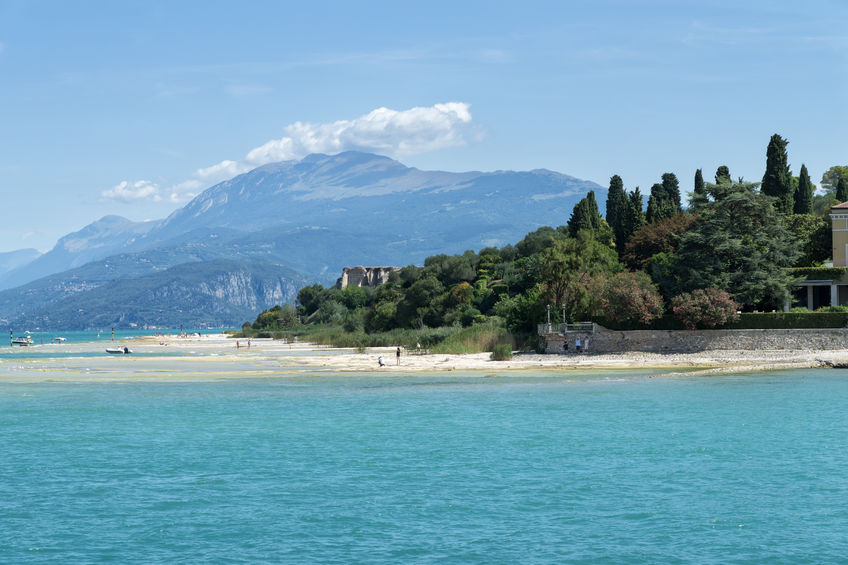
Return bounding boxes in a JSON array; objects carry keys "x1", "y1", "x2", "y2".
[{"x1": 2, "y1": 355, "x2": 848, "y2": 563}]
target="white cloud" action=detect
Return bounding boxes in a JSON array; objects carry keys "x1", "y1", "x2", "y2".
[
  {"x1": 101, "y1": 180, "x2": 161, "y2": 202},
  {"x1": 109, "y1": 102, "x2": 477, "y2": 204}
]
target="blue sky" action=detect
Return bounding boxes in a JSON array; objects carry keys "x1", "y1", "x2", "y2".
[{"x1": 1, "y1": 0, "x2": 846, "y2": 252}]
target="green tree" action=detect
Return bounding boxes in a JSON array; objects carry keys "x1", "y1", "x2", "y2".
[
  {"x1": 661, "y1": 172, "x2": 682, "y2": 212},
  {"x1": 605, "y1": 174, "x2": 629, "y2": 254},
  {"x1": 715, "y1": 166, "x2": 731, "y2": 185},
  {"x1": 664, "y1": 180, "x2": 801, "y2": 309},
  {"x1": 625, "y1": 187, "x2": 645, "y2": 237},
  {"x1": 539, "y1": 230, "x2": 620, "y2": 321},
  {"x1": 646, "y1": 183, "x2": 675, "y2": 224},
  {"x1": 622, "y1": 213, "x2": 697, "y2": 270},
  {"x1": 761, "y1": 133, "x2": 793, "y2": 214},
  {"x1": 821, "y1": 165, "x2": 848, "y2": 192},
  {"x1": 784, "y1": 214, "x2": 831, "y2": 266},
  {"x1": 837, "y1": 175, "x2": 848, "y2": 203},
  {"x1": 690, "y1": 168, "x2": 708, "y2": 210},
  {"x1": 794, "y1": 164, "x2": 813, "y2": 214},
  {"x1": 567, "y1": 191, "x2": 602, "y2": 236}
]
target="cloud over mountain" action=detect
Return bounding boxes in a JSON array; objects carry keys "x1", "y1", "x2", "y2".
[{"x1": 103, "y1": 102, "x2": 477, "y2": 204}]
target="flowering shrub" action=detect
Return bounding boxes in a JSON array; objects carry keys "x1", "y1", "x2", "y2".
[
  {"x1": 671, "y1": 288, "x2": 740, "y2": 330},
  {"x1": 587, "y1": 271, "x2": 664, "y2": 326}
]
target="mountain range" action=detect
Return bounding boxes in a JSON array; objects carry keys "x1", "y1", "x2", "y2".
[{"x1": 0, "y1": 152, "x2": 602, "y2": 329}]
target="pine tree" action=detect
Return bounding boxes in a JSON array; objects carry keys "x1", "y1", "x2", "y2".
[
  {"x1": 837, "y1": 176, "x2": 848, "y2": 203},
  {"x1": 691, "y1": 168, "x2": 708, "y2": 210},
  {"x1": 664, "y1": 180, "x2": 800, "y2": 310},
  {"x1": 761, "y1": 133, "x2": 793, "y2": 214},
  {"x1": 794, "y1": 163, "x2": 813, "y2": 214},
  {"x1": 605, "y1": 175, "x2": 629, "y2": 254}
]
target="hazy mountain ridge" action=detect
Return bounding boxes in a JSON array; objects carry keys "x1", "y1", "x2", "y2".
[
  {"x1": 0, "y1": 215, "x2": 160, "y2": 290},
  {"x1": 0, "y1": 152, "x2": 603, "y2": 327}
]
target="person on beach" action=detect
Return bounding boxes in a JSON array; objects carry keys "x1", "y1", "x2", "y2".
[
  {"x1": 378, "y1": 356, "x2": 385, "y2": 367},
  {"x1": 563, "y1": 339, "x2": 569, "y2": 354},
  {"x1": 575, "y1": 337, "x2": 581, "y2": 353},
  {"x1": 396, "y1": 346, "x2": 401, "y2": 365},
  {"x1": 583, "y1": 337, "x2": 589, "y2": 353},
  {"x1": 236, "y1": 341, "x2": 240, "y2": 349}
]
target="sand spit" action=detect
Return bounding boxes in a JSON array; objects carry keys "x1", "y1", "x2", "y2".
[{"x1": 135, "y1": 333, "x2": 848, "y2": 375}]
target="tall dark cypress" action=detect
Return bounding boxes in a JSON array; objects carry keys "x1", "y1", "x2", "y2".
[
  {"x1": 626, "y1": 187, "x2": 645, "y2": 236},
  {"x1": 646, "y1": 182, "x2": 675, "y2": 224},
  {"x1": 715, "y1": 166, "x2": 731, "y2": 185},
  {"x1": 761, "y1": 133, "x2": 793, "y2": 214},
  {"x1": 605, "y1": 175, "x2": 628, "y2": 253},
  {"x1": 661, "y1": 172, "x2": 682, "y2": 213},
  {"x1": 691, "y1": 168, "x2": 708, "y2": 210},
  {"x1": 794, "y1": 164, "x2": 813, "y2": 214},
  {"x1": 567, "y1": 191, "x2": 601, "y2": 236}
]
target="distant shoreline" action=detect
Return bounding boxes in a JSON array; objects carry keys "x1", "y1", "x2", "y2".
[{"x1": 137, "y1": 333, "x2": 840, "y2": 375}]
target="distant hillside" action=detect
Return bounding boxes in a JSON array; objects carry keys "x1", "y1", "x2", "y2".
[
  {"x1": 10, "y1": 259, "x2": 307, "y2": 330},
  {"x1": 0, "y1": 248, "x2": 40, "y2": 276},
  {"x1": 0, "y1": 215, "x2": 160, "y2": 290},
  {"x1": 0, "y1": 152, "x2": 603, "y2": 292}
]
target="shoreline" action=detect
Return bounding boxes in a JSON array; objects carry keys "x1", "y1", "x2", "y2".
[{"x1": 133, "y1": 333, "x2": 843, "y2": 375}]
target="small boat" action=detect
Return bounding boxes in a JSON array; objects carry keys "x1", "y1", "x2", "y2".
[
  {"x1": 106, "y1": 347, "x2": 132, "y2": 355},
  {"x1": 52, "y1": 337, "x2": 67, "y2": 344},
  {"x1": 11, "y1": 336, "x2": 34, "y2": 346}
]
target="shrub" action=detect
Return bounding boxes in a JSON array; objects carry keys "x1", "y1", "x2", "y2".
[
  {"x1": 587, "y1": 271, "x2": 664, "y2": 326},
  {"x1": 490, "y1": 344, "x2": 513, "y2": 361},
  {"x1": 816, "y1": 305, "x2": 848, "y2": 313},
  {"x1": 671, "y1": 288, "x2": 740, "y2": 330}
]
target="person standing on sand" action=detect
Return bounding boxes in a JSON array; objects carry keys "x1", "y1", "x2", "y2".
[
  {"x1": 583, "y1": 337, "x2": 589, "y2": 353},
  {"x1": 396, "y1": 346, "x2": 401, "y2": 365},
  {"x1": 563, "y1": 338, "x2": 569, "y2": 354},
  {"x1": 575, "y1": 337, "x2": 581, "y2": 353},
  {"x1": 378, "y1": 356, "x2": 385, "y2": 367}
]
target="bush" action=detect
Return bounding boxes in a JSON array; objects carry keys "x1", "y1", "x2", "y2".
[
  {"x1": 728, "y1": 312, "x2": 848, "y2": 329},
  {"x1": 587, "y1": 271, "x2": 664, "y2": 326},
  {"x1": 671, "y1": 288, "x2": 740, "y2": 330},
  {"x1": 817, "y1": 305, "x2": 848, "y2": 313},
  {"x1": 490, "y1": 344, "x2": 513, "y2": 360}
]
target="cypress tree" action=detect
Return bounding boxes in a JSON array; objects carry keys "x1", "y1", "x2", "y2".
[
  {"x1": 691, "y1": 168, "x2": 708, "y2": 210},
  {"x1": 715, "y1": 166, "x2": 731, "y2": 185},
  {"x1": 626, "y1": 187, "x2": 646, "y2": 236},
  {"x1": 567, "y1": 191, "x2": 601, "y2": 236},
  {"x1": 837, "y1": 176, "x2": 848, "y2": 203},
  {"x1": 794, "y1": 164, "x2": 813, "y2": 214},
  {"x1": 646, "y1": 183, "x2": 675, "y2": 224},
  {"x1": 761, "y1": 133, "x2": 793, "y2": 214},
  {"x1": 661, "y1": 172, "x2": 682, "y2": 212},
  {"x1": 605, "y1": 174, "x2": 629, "y2": 253}
]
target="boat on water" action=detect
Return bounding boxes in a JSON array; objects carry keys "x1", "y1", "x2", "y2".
[
  {"x1": 11, "y1": 336, "x2": 34, "y2": 346},
  {"x1": 106, "y1": 347, "x2": 132, "y2": 355}
]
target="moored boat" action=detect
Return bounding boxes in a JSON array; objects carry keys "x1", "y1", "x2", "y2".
[{"x1": 105, "y1": 347, "x2": 132, "y2": 354}]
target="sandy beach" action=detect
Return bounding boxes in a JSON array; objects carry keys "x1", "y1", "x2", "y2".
[{"x1": 134, "y1": 333, "x2": 848, "y2": 376}]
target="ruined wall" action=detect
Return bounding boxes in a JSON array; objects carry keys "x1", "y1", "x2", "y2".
[
  {"x1": 337, "y1": 266, "x2": 401, "y2": 289},
  {"x1": 542, "y1": 326, "x2": 848, "y2": 354}
]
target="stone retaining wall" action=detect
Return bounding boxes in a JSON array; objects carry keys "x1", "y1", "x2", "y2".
[{"x1": 542, "y1": 326, "x2": 848, "y2": 353}]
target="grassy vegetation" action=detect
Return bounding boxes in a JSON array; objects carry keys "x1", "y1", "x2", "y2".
[
  {"x1": 490, "y1": 344, "x2": 513, "y2": 361},
  {"x1": 231, "y1": 319, "x2": 517, "y2": 353}
]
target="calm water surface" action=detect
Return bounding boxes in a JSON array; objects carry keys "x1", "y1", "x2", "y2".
[{"x1": 2, "y1": 368, "x2": 847, "y2": 564}]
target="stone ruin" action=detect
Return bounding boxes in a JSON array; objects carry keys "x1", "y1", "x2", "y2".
[{"x1": 336, "y1": 266, "x2": 401, "y2": 289}]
